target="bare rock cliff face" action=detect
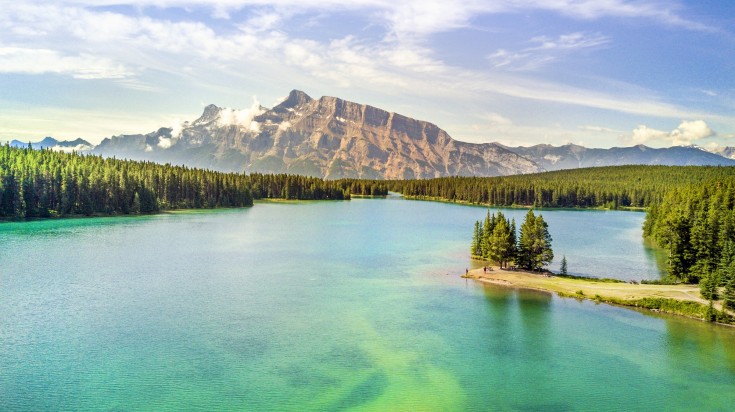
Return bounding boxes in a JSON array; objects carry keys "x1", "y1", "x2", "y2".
[{"x1": 94, "y1": 90, "x2": 539, "y2": 178}]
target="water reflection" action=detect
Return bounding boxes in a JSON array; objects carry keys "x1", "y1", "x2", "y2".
[{"x1": 664, "y1": 317, "x2": 735, "y2": 374}]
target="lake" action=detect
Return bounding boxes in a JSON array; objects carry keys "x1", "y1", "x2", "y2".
[{"x1": 2, "y1": 198, "x2": 734, "y2": 411}]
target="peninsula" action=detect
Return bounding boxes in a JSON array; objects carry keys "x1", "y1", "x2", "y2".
[{"x1": 464, "y1": 267, "x2": 735, "y2": 325}]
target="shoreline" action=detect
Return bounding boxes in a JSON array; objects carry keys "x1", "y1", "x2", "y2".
[
  {"x1": 464, "y1": 267, "x2": 735, "y2": 325},
  {"x1": 401, "y1": 195, "x2": 647, "y2": 212}
]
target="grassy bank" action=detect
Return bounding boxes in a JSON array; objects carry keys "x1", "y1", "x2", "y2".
[{"x1": 465, "y1": 267, "x2": 735, "y2": 325}]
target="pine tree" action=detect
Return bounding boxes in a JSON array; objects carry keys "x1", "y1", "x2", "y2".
[
  {"x1": 699, "y1": 267, "x2": 719, "y2": 301},
  {"x1": 488, "y1": 213, "x2": 516, "y2": 268},
  {"x1": 517, "y1": 210, "x2": 536, "y2": 270},
  {"x1": 723, "y1": 276, "x2": 735, "y2": 310},
  {"x1": 518, "y1": 209, "x2": 554, "y2": 271},
  {"x1": 471, "y1": 220, "x2": 483, "y2": 257},
  {"x1": 481, "y1": 211, "x2": 496, "y2": 260},
  {"x1": 509, "y1": 218, "x2": 518, "y2": 265},
  {"x1": 718, "y1": 240, "x2": 735, "y2": 309},
  {"x1": 560, "y1": 256, "x2": 568, "y2": 275},
  {"x1": 533, "y1": 214, "x2": 554, "y2": 271}
]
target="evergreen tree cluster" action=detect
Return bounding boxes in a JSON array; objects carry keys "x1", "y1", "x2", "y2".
[
  {"x1": 247, "y1": 175, "x2": 389, "y2": 200},
  {"x1": 248, "y1": 173, "x2": 350, "y2": 200},
  {"x1": 391, "y1": 166, "x2": 735, "y2": 209},
  {"x1": 643, "y1": 177, "x2": 735, "y2": 308},
  {"x1": 0, "y1": 145, "x2": 394, "y2": 220},
  {"x1": 471, "y1": 209, "x2": 553, "y2": 271},
  {"x1": 0, "y1": 145, "x2": 254, "y2": 219},
  {"x1": 337, "y1": 179, "x2": 389, "y2": 197}
]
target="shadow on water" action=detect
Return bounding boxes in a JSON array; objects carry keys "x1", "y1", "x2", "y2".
[
  {"x1": 664, "y1": 316, "x2": 735, "y2": 374},
  {"x1": 478, "y1": 284, "x2": 570, "y2": 411},
  {"x1": 643, "y1": 238, "x2": 669, "y2": 278}
]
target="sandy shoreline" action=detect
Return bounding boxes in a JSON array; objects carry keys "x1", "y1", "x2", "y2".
[{"x1": 464, "y1": 266, "x2": 734, "y2": 323}]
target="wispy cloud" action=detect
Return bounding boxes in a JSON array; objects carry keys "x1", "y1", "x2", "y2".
[
  {"x1": 579, "y1": 125, "x2": 624, "y2": 134},
  {"x1": 0, "y1": 1, "x2": 730, "y2": 147},
  {"x1": 0, "y1": 46, "x2": 132, "y2": 79},
  {"x1": 488, "y1": 32, "x2": 610, "y2": 71}
]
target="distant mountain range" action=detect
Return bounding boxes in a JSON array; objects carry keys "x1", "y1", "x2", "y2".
[
  {"x1": 711, "y1": 146, "x2": 735, "y2": 160},
  {"x1": 10, "y1": 136, "x2": 94, "y2": 152},
  {"x1": 500, "y1": 143, "x2": 735, "y2": 170},
  {"x1": 7, "y1": 90, "x2": 735, "y2": 178}
]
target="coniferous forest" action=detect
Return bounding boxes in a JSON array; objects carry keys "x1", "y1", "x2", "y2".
[
  {"x1": 0, "y1": 145, "x2": 390, "y2": 220},
  {"x1": 0, "y1": 145, "x2": 254, "y2": 218},
  {"x1": 389, "y1": 166, "x2": 735, "y2": 209},
  {"x1": 643, "y1": 177, "x2": 735, "y2": 308}
]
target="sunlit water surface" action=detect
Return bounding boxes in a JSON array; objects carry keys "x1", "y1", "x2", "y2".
[{"x1": 2, "y1": 198, "x2": 734, "y2": 411}]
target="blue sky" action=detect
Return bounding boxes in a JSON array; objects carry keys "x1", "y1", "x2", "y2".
[{"x1": 1, "y1": 0, "x2": 734, "y2": 148}]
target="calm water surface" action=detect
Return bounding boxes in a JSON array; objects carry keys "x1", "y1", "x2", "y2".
[{"x1": 1, "y1": 198, "x2": 734, "y2": 411}]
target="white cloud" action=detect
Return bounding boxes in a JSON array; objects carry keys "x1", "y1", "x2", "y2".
[
  {"x1": 50, "y1": 143, "x2": 93, "y2": 153},
  {"x1": 625, "y1": 120, "x2": 716, "y2": 146},
  {"x1": 216, "y1": 97, "x2": 266, "y2": 130},
  {"x1": 482, "y1": 112, "x2": 513, "y2": 127},
  {"x1": 488, "y1": 32, "x2": 609, "y2": 71},
  {"x1": 670, "y1": 120, "x2": 714, "y2": 145},
  {"x1": 0, "y1": 0, "x2": 728, "y2": 146},
  {"x1": 170, "y1": 119, "x2": 185, "y2": 138},
  {"x1": 628, "y1": 125, "x2": 669, "y2": 145},
  {"x1": 579, "y1": 125, "x2": 624, "y2": 133},
  {"x1": 241, "y1": 9, "x2": 286, "y2": 33},
  {"x1": 530, "y1": 32, "x2": 609, "y2": 51},
  {"x1": 278, "y1": 121, "x2": 292, "y2": 131},
  {"x1": 157, "y1": 136, "x2": 174, "y2": 149},
  {"x1": 0, "y1": 46, "x2": 132, "y2": 79}
]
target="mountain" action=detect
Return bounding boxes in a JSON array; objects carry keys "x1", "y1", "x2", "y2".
[
  {"x1": 501, "y1": 143, "x2": 735, "y2": 171},
  {"x1": 9, "y1": 137, "x2": 93, "y2": 152},
  {"x1": 709, "y1": 146, "x2": 735, "y2": 160},
  {"x1": 93, "y1": 90, "x2": 538, "y2": 179},
  {"x1": 19, "y1": 90, "x2": 734, "y2": 179}
]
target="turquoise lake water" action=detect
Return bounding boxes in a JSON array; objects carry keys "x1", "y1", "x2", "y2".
[{"x1": 2, "y1": 198, "x2": 734, "y2": 411}]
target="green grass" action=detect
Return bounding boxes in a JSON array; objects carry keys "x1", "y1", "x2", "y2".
[{"x1": 600, "y1": 296, "x2": 734, "y2": 324}]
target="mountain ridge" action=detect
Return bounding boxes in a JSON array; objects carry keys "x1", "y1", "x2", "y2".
[
  {"x1": 92, "y1": 89, "x2": 539, "y2": 178},
  {"x1": 7, "y1": 90, "x2": 735, "y2": 177},
  {"x1": 9, "y1": 137, "x2": 93, "y2": 152},
  {"x1": 502, "y1": 143, "x2": 735, "y2": 171}
]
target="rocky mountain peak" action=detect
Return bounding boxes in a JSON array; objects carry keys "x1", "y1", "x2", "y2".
[
  {"x1": 273, "y1": 89, "x2": 313, "y2": 113},
  {"x1": 195, "y1": 104, "x2": 222, "y2": 124}
]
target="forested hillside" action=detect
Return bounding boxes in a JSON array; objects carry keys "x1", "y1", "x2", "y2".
[
  {"x1": 643, "y1": 177, "x2": 735, "y2": 307},
  {"x1": 0, "y1": 145, "x2": 390, "y2": 220},
  {"x1": 390, "y1": 166, "x2": 735, "y2": 208},
  {"x1": 0, "y1": 145, "x2": 255, "y2": 219}
]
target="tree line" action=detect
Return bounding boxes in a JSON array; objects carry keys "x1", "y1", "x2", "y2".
[
  {"x1": 0, "y1": 145, "x2": 257, "y2": 218},
  {"x1": 471, "y1": 209, "x2": 553, "y2": 271},
  {"x1": 388, "y1": 166, "x2": 735, "y2": 209},
  {"x1": 248, "y1": 174, "x2": 388, "y2": 200},
  {"x1": 643, "y1": 177, "x2": 735, "y2": 310},
  {"x1": 0, "y1": 145, "x2": 395, "y2": 220}
]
